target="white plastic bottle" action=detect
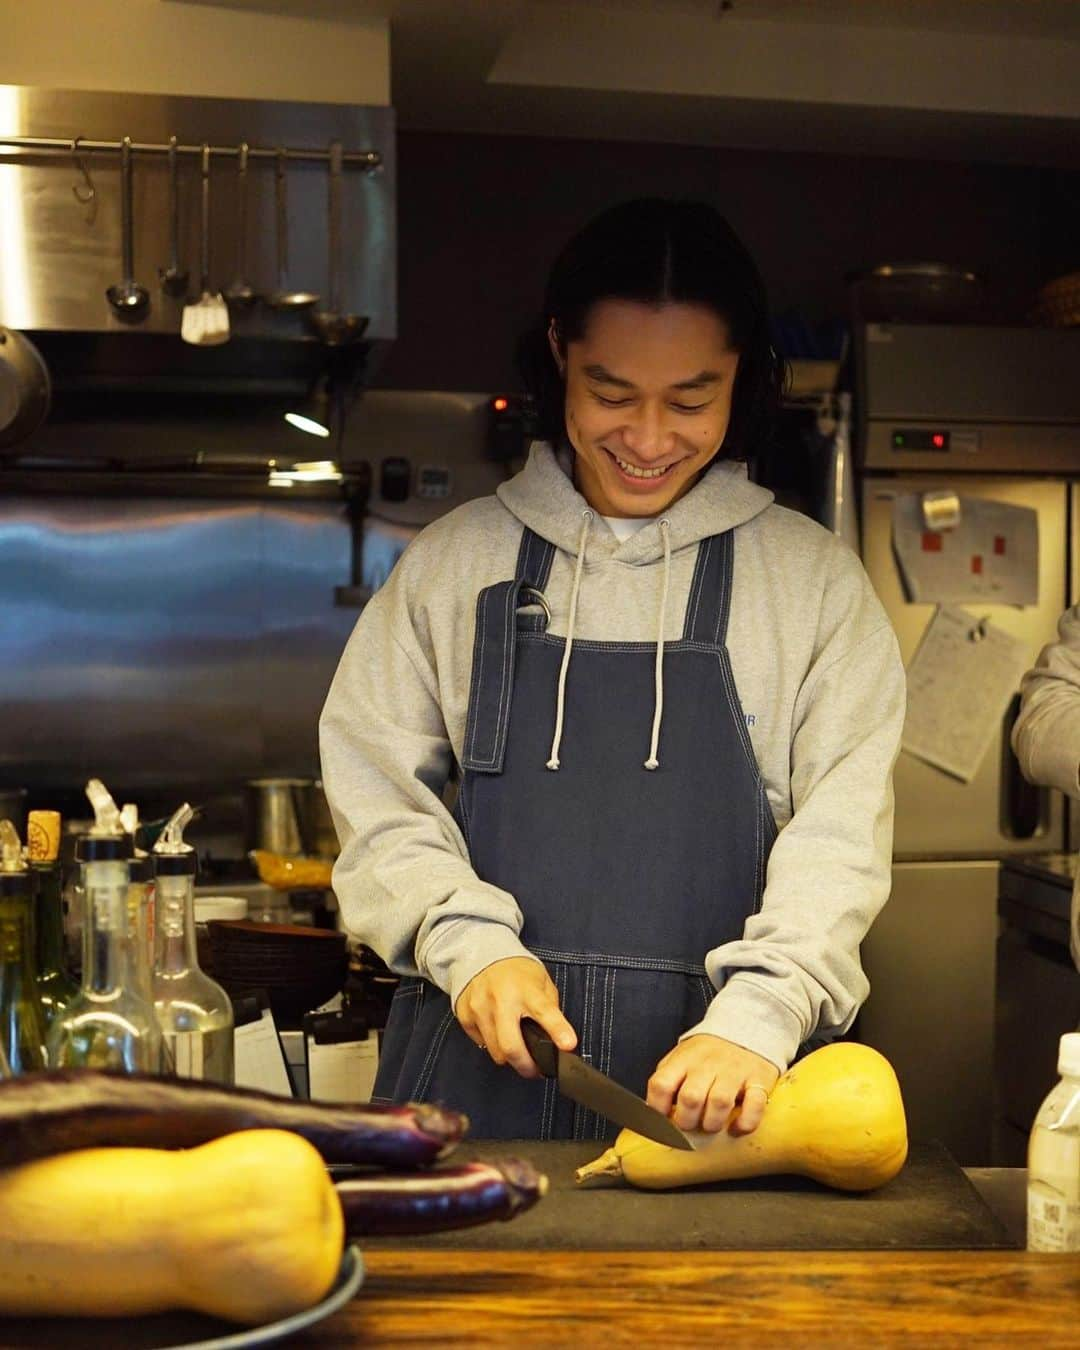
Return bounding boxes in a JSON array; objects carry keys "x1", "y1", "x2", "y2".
[{"x1": 1027, "y1": 1032, "x2": 1080, "y2": 1252}]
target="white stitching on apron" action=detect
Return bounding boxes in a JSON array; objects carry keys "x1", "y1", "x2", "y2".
[
  {"x1": 530, "y1": 944, "x2": 708, "y2": 976},
  {"x1": 412, "y1": 1008, "x2": 456, "y2": 1101}
]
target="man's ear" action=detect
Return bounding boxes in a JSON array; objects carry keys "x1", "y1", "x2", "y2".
[{"x1": 547, "y1": 319, "x2": 566, "y2": 376}]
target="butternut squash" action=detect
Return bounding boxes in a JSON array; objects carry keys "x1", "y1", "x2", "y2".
[
  {"x1": 575, "y1": 1042, "x2": 908, "y2": 1192},
  {"x1": 0, "y1": 1128, "x2": 344, "y2": 1323}
]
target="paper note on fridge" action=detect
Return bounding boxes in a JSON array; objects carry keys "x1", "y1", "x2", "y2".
[
  {"x1": 892, "y1": 495, "x2": 1039, "y2": 606},
  {"x1": 903, "y1": 605, "x2": 1032, "y2": 782}
]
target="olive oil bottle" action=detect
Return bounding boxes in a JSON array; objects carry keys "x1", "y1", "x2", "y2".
[
  {"x1": 46, "y1": 781, "x2": 163, "y2": 1074},
  {"x1": 152, "y1": 803, "x2": 234, "y2": 1084},
  {"x1": 27, "y1": 810, "x2": 78, "y2": 1032},
  {"x1": 0, "y1": 820, "x2": 47, "y2": 1073}
]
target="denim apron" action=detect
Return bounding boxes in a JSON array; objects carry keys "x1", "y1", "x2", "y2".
[{"x1": 373, "y1": 525, "x2": 778, "y2": 1139}]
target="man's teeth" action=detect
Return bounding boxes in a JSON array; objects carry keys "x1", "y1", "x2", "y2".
[{"x1": 613, "y1": 455, "x2": 671, "y2": 480}]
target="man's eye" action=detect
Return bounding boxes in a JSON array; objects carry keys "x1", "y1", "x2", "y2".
[
  {"x1": 592, "y1": 393, "x2": 632, "y2": 408},
  {"x1": 671, "y1": 402, "x2": 709, "y2": 414}
]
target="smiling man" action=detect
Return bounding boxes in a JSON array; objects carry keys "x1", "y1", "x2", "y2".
[
  {"x1": 559, "y1": 299, "x2": 740, "y2": 518},
  {"x1": 321, "y1": 199, "x2": 906, "y2": 1141}
]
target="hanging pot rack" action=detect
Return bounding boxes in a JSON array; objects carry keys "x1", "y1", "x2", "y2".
[{"x1": 0, "y1": 135, "x2": 382, "y2": 169}]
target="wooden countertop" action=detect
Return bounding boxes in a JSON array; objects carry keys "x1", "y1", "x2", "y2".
[
  {"x1": 301, "y1": 1248, "x2": 1080, "y2": 1347},
  {"x1": 298, "y1": 1170, "x2": 1077, "y2": 1346}
]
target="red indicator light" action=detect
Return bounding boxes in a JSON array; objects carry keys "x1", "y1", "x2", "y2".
[
  {"x1": 932, "y1": 433, "x2": 945, "y2": 448},
  {"x1": 493, "y1": 397, "x2": 509, "y2": 412}
]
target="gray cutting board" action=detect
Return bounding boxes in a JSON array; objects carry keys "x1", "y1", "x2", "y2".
[{"x1": 364, "y1": 1141, "x2": 1015, "y2": 1251}]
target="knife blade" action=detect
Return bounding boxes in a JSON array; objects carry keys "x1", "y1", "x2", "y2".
[{"x1": 520, "y1": 1018, "x2": 695, "y2": 1151}]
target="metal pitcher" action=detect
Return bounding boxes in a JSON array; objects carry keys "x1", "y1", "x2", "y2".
[{"x1": 244, "y1": 778, "x2": 316, "y2": 856}]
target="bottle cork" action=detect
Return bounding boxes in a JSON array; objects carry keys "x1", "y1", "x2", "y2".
[{"x1": 27, "y1": 810, "x2": 61, "y2": 864}]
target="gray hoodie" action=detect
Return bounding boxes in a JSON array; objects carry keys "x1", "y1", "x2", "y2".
[{"x1": 320, "y1": 442, "x2": 905, "y2": 1072}]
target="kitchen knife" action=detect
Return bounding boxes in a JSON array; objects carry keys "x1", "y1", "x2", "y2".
[{"x1": 520, "y1": 1018, "x2": 695, "y2": 1151}]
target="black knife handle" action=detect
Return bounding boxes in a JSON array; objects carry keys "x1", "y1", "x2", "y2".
[{"x1": 520, "y1": 1018, "x2": 558, "y2": 1077}]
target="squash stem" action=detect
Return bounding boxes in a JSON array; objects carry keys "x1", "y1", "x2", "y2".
[{"x1": 574, "y1": 1149, "x2": 624, "y2": 1184}]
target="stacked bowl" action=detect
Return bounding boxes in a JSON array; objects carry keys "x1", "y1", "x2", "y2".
[{"x1": 209, "y1": 920, "x2": 348, "y2": 1026}]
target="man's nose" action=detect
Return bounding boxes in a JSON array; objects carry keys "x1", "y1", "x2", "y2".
[{"x1": 620, "y1": 403, "x2": 675, "y2": 459}]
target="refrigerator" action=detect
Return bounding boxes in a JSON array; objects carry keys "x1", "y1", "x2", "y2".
[{"x1": 852, "y1": 323, "x2": 1080, "y2": 1165}]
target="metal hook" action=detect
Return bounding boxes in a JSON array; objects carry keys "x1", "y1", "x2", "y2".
[
  {"x1": 71, "y1": 136, "x2": 98, "y2": 224},
  {"x1": 71, "y1": 137, "x2": 96, "y2": 205}
]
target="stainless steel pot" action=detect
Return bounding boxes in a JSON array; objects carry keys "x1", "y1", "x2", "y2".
[
  {"x1": 0, "y1": 328, "x2": 50, "y2": 450},
  {"x1": 245, "y1": 778, "x2": 316, "y2": 856},
  {"x1": 846, "y1": 263, "x2": 984, "y2": 324}
]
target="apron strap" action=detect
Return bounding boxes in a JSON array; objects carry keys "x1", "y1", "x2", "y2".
[
  {"x1": 461, "y1": 579, "x2": 525, "y2": 774},
  {"x1": 682, "y1": 532, "x2": 735, "y2": 647},
  {"x1": 461, "y1": 529, "x2": 555, "y2": 775},
  {"x1": 515, "y1": 527, "x2": 556, "y2": 591}
]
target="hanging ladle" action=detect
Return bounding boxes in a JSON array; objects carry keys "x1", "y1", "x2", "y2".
[
  {"x1": 106, "y1": 136, "x2": 150, "y2": 319},
  {"x1": 225, "y1": 141, "x2": 257, "y2": 310},
  {"x1": 308, "y1": 140, "x2": 368, "y2": 346},
  {"x1": 159, "y1": 136, "x2": 189, "y2": 297},
  {"x1": 268, "y1": 147, "x2": 319, "y2": 310}
]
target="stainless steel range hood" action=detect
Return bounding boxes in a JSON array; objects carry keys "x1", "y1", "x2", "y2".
[{"x1": 0, "y1": 85, "x2": 396, "y2": 386}]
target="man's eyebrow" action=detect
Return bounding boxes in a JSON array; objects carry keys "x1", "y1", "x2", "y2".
[
  {"x1": 582, "y1": 364, "x2": 725, "y2": 392},
  {"x1": 583, "y1": 364, "x2": 635, "y2": 388},
  {"x1": 670, "y1": 370, "x2": 724, "y2": 390}
]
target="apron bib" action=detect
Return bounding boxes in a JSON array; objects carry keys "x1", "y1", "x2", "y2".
[{"x1": 374, "y1": 526, "x2": 777, "y2": 1138}]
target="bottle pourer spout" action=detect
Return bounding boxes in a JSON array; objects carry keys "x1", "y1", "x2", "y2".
[
  {"x1": 155, "y1": 802, "x2": 195, "y2": 855},
  {"x1": 85, "y1": 778, "x2": 123, "y2": 837},
  {"x1": 0, "y1": 820, "x2": 23, "y2": 873}
]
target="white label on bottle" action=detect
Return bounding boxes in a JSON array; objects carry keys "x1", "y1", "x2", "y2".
[{"x1": 1027, "y1": 1188, "x2": 1080, "y2": 1252}]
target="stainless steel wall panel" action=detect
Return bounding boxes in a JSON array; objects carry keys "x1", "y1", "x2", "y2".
[
  {"x1": 255, "y1": 500, "x2": 356, "y2": 779},
  {"x1": 0, "y1": 495, "x2": 354, "y2": 793}
]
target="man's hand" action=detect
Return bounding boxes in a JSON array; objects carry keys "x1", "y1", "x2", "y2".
[
  {"x1": 454, "y1": 957, "x2": 577, "y2": 1078},
  {"x1": 647, "y1": 1035, "x2": 780, "y2": 1135}
]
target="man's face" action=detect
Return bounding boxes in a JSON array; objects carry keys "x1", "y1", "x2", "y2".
[{"x1": 555, "y1": 299, "x2": 739, "y2": 518}]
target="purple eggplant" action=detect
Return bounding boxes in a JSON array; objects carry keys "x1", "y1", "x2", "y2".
[
  {"x1": 335, "y1": 1158, "x2": 548, "y2": 1236},
  {"x1": 0, "y1": 1071, "x2": 467, "y2": 1170}
]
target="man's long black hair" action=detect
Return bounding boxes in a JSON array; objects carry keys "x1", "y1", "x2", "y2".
[{"x1": 517, "y1": 198, "x2": 786, "y2": 463}]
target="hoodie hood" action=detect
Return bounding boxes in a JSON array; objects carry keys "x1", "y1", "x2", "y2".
[
  {"x1": 497, "y1": 442, "x2": 775, "y2": 563},
  {"x1": 496, "y1": 442, "x2": 776, "y2": 774}
]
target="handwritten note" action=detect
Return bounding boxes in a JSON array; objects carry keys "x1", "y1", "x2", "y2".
[{"x1": 903, "y1": 605, "x2": 1031, "y2": 782}]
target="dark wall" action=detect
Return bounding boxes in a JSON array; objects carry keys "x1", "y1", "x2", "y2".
[{"x1": 373, "y1": 129, "x2": 1078, "y2": 392}]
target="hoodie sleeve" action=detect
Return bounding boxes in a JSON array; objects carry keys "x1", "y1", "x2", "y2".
[
  {"x1": 319, "y1": 552, "x2": 541, "y2": 1011},
  {"x1": 1010, "y1": 604, "x2": 1080, "y2": 800},
  {"x1": 684, "y1": 550, "x2": 906, "y2": 1073}
]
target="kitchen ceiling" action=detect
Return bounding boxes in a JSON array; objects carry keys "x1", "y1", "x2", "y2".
[{"x1": 181, "y1": 1, "x2": 1080, "y2": 164}]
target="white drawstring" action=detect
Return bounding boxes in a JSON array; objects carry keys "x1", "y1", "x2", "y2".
[
  {"x1": 644, "y1": 518, "x2": 672, "y2": 771},
  {"x1": 546, "y1": 509, "x2": 593, "y2": 771}
]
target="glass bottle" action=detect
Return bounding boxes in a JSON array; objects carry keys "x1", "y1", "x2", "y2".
[
  {"x1": 153, "y1": 804, "x2": 234, "y2": 1084},
  {"x1": 127, "y1": 850, "x2": 156, "y2": 1001},
  {"x1": 129, "y1": 848, "x2": 174, "y2": 1074},
  {"x1": 0, "y1": 820, "x2": 47, "y2": 1074},
  {"x1": 27, "y1": 809, "x2": 78, "y2": 1032},
  {"x1": 1027, "y1": 1032, "x2": 1080, "y2": 1252},
  {"x1": 47, "y1": 780, "x2": 163, "y2": 1074}
]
